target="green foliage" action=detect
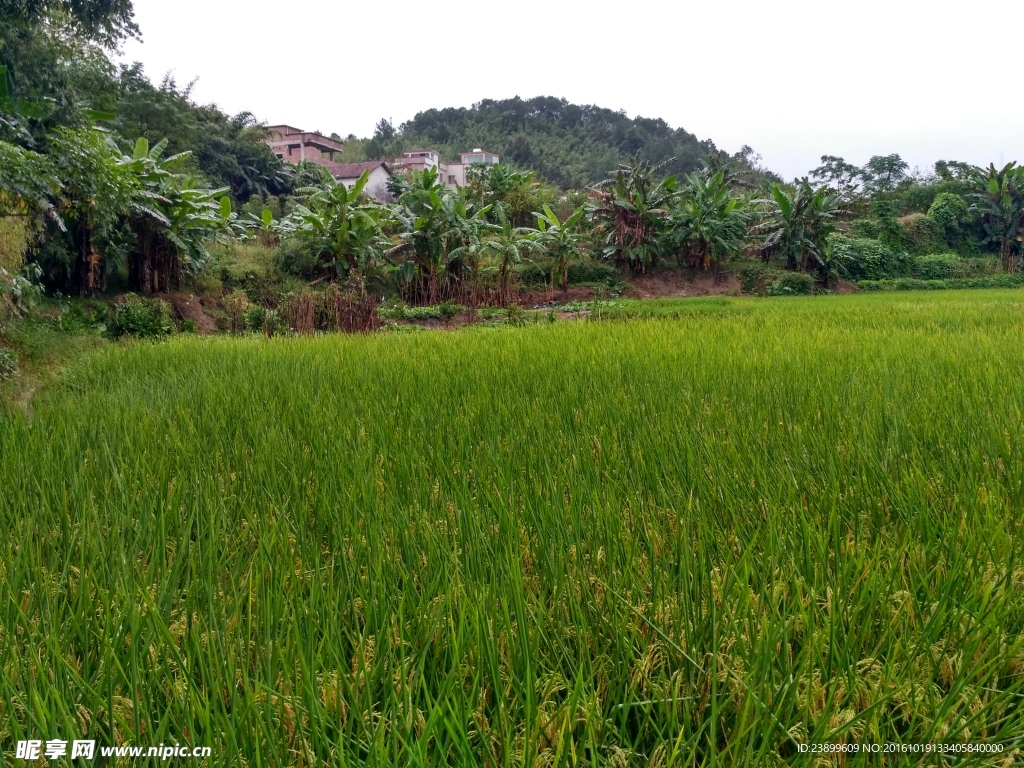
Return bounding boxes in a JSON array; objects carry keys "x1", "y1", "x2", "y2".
[
  {"x1": 242, "y1": 304, "x2": 262, "y2": 331},
  {"x1": 858, "y1": 274, "x2": 1024, "y2": 291},
  {"x1": 515, "y1": 259, "x2": 617, "y2": 287},
  {"x1": 589, "y1": 156, "x2": 678, "y2": 272},
  {"x1": 280, "y1": 170, "x2": 387, "y2": 281},
  {"x1": 911, "y1": 253, "x2": 961, "y2": 280},
  {"x1": 530, "y1": 204, "x2": 586, "y2": 290},
  {"x1": 0, "y1": 263, "x2": 44, "y2": 321},
  {"x1": 897, "y1": 212, "x2": 941, "y2": 255},
  {"x1": 828, "y1": 234, "x2": 909, "y2": 281},
  {"x1": 180, "y1": 318, "x2": 196, "y2": 333},
  {"x1": 670, "y1": 170, "x2": 748, "y2": 270},
  {"x1": 106, "y1": 293, "x2": 173, "y2": 338},
  {"x1": 46, "y1": 127, "x2": 138, "y2": 294},
  {"x1": 111, "y1": 66, "x2": 292, "y2": 200},
  {"x1": 757, "y1": 180, "x2": 843, "y2": 273},
  {"x1": 765, "y1": 271, "x2": 814, "y2": 296},
  {"x1": 388, "y1": 167, "x2": 493, "y2": 304},
  {"x1": 969, "y1": 162, "x2": 1024, "y2": 270},
  {"x1": 927, "y1": 192, "x2": 970, "y2": 233},
  {"x1": 860, "y1": 154, "x2": 909, "y2": 196},
  {"x1": 464, "y1": 163, "x2": 544, "y2": 227},
  {"x1": 378, "y1": 301, "x2": 466, "y2": 321},
  {"x1": 119, "y1": 136, "x2": 232, "y2": 293},
  {"x1": 0, "y1": 347, "x2": 17, "y2": 379}
]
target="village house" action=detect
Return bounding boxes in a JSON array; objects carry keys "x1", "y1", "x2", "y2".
[
  {"x1": 332, "y1": 160, "x2": 394, "y2": 201},
  {"x1": 265, "y1": 124, "x2": 500, "y2": 197},
  {"x1": 390, "y1": 148, "x2": 501, "y2": 189}
]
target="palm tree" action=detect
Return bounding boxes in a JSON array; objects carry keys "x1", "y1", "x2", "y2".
[
  {"x1": 756, "y1": 179, "x2": 843, "y2": 274},
  {"x1": 671, "y1": 171, "x2": 749, "y2": 271},
  {"x1": 588, "y1": 155, "x2": 678, "y2": 273},
  {"x1": 532, "y1": 204, "x2": 586, "y2": 292},
  {"x1": 970, "y1": 163, "x2": 1024, "y2": 272}
]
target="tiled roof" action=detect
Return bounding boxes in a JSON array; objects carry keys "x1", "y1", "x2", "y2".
[{"x1": 330, "y1": 160, "x2": 391, "y2": 179}]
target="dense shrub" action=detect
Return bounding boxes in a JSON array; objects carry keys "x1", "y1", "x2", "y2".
[
  {"x1": 0, "y1": 348, "x2": 17, "y2": 379},
  {"x1": 209, "y1": 242, "x2": 302, "y2": 305},
  {"x1": 850, "y1": 219, "x2": 881, "y2": 240},
  {"x1": 898, "y1": 213, "x2": 941, "y2": 255},
  {"x1": 927, "y1": 193, "x2": 970, "y2": 233},
  {"x1": 829, "y1": 235, "x2": 910, "y2": 281},
  {"x1": 738, "y1": 265, "x2": 813, "y2": 296},
  {"x1": 765, "y1": 272, "x2": 814, "y2": 296},
  {"x1": 515, "y1": 260, "x2": 617, "y2": 287},
  {"x1": 276, "y1": 237, "x2": 322, "y2": 280},
  {"x1": 567, "y1": 261, "x2": 618, "y2": 284},
  {"x1": 912, "y1": 253, "x2": 961, "y2": 280},
  {"x1": 858, "y1": 274, "x2": 1024, "y2": 291},
  {"x1": 107, "y1": 295, "x2": 174, "y2": 339}
]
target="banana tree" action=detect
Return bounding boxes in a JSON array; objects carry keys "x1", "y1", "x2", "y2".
[
  {"x1": 532, "y1": 204, "x2": 585, "y2": 292},
  {"x1": 282, "y1": 170, "x2": 387, "y2": 283},
  {"x1": 970, "y1": 163, "x2": 1024, "y2": 272},
  {"x1": 478, "y1": 209, "x2": 541, "y2": 305},
  {"x1": 670, "y1": 171, "x2": 749, "y2": 271},
  {"x1": 119, "y1": 137, "x2": 231, "y2": 293},
  {"x1": 588, "y1": 156, "x2": 678, "y2": 273},
  {"x1": 755, "y1": 180, "x2": 842, "y2": 274},
  {"x1": 387, "y1": 167, "x2": 490, "y2": 304}
]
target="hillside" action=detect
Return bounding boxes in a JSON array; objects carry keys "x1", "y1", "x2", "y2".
[{"x1": 356, "y1": 95, "x2": 771, "y2": 189}]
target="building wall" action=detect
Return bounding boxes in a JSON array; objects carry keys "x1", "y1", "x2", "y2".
[
  {"x1": 338, "y1": 166, "x2": 393, "y2": 202},
  {"x1": 445, "y1": 163, "x2": 465, "y2": 189}
]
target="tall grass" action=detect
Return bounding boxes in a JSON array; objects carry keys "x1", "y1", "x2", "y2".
[{"x1": 2, "y1": 291, "x2": 1024, "y2": 765}]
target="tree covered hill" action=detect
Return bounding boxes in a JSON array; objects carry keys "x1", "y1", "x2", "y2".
[{"x1": 360, "y1": 96, "x2": 771, "y2": 190}]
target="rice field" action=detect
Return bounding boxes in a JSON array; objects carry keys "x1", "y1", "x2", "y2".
[{"x1": 3, "y1": 290, "x2": 1024, "y2": 766}]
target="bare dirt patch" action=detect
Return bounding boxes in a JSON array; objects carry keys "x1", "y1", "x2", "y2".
[
  {"x1": 163, "y1": 293, "x2": 219, "y2": 334},
  {"x1": 625, "y1": 271, "x2": 741, "y2": 299}
]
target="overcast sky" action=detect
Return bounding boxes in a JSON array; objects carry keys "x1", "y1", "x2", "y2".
[{"x1": 119, "y1": 0, "x2": 1023, "y2": 181}]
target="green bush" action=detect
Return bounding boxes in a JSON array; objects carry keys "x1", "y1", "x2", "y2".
[
  {"x1": 765, "y1": 272, "x2": 814, "y2": 296},
  {"x1": 898, "y1": 213, "x2": 941, "y2": 255},
  {"x1": 514, "y1": 260, "x2": 617, "y2": 287},
  {"x1": 514, "y1": 262, "x2": 550, "y2": 286},
  {"x1": 850, "y1": 219, "x2": 881, "y2": 240},
  {"x1": 912, "y1": 253, "x2": 960, "y2": 280},
  {"x1": 858, "y1": 274, "x2": 1024, "y2": 291},
  {"x1": 276, "y1": 237, "x2": 323, "y2": 280},
  {"x1": 927, "y1": 192, "x2": 970, "y2": 233},
  {"x1": 243, "y1": 306, "x2": 265, "y2": 333},
  {"x1": 566, "y1": 261, "x2": 618, "y2": 284},
  {"x1": 830, "y1": 235, "x2": 910, "y2": 281},
  {"x1": 0, "y1": 348, "x2": 17, "y2": 379},
  {"x1": 181, "y1": 318, "x2": 197, "y2": 334},
  {"x1": 107, "y1": 295, "x2": 174, "y2": 339},
  {"x1": 737, "y1": 265, "x2": 815, "y2": 297},
  {"x1": 207, "y1": 241, "x2": 303, "y2": 305}
]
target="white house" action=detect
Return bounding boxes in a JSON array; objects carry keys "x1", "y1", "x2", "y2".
[{"x1": 333, "y1": 161, "x2": 394, "y2": 202}]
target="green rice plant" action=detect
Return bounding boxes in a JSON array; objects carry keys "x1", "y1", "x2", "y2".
[{"x1": 2, "y1": 291, "x2": 1024, "y2": 765}]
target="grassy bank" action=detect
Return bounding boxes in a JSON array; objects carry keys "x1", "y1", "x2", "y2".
[{"x1": 2, "y1": 291, "x2": 1024, "y2": 764}]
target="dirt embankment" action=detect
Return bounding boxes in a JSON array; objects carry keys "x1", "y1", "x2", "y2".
[{"x1": 163, "y1": 293, "x2": 220, "y2": 334}]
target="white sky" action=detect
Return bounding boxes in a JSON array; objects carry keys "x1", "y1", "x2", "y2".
[{"x1": 120, "y1": 0, "x2": 1024, "y2": 181}]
